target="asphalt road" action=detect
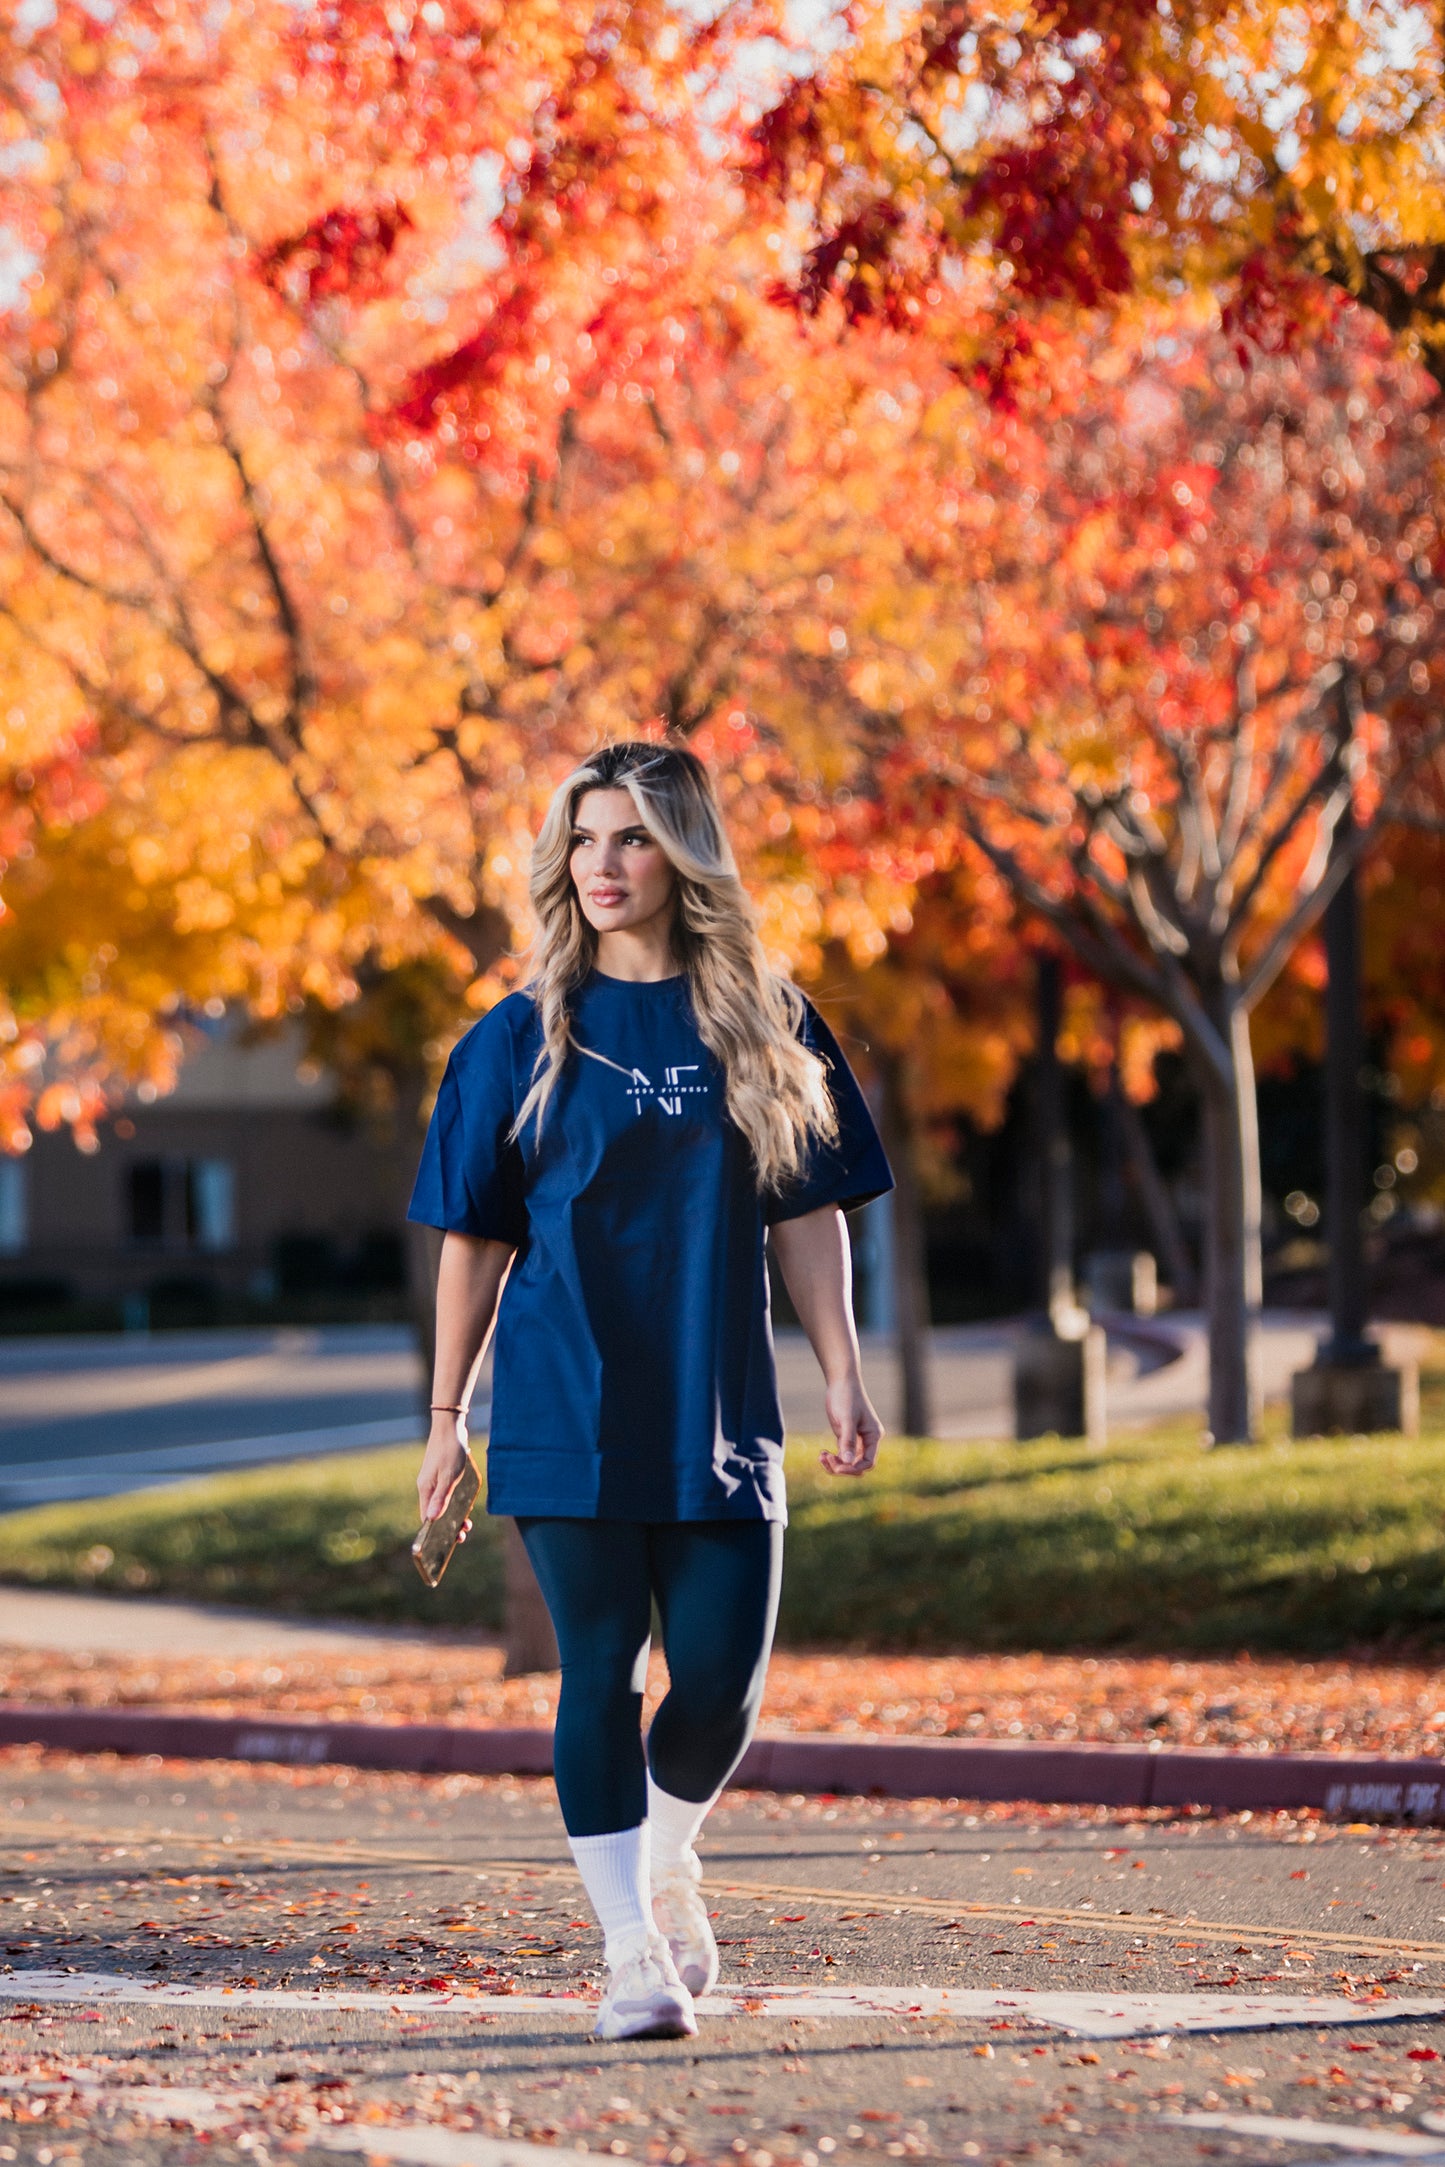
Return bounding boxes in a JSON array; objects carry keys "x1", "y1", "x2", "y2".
[
  {"x1": 0, "y1": 1326, "x2": 427, "y2": 1508},
  {"x1": 0, "y1": 1310, "x2": 1410, "y2": 1511},
  {"x1": 4, "y1": 1754, "x2": 1445, "y2": 2166}
]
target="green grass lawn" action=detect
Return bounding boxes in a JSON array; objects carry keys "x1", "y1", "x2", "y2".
[{"x1": 5, "y1": 1381, "x2": 1445, "y2": 1653}]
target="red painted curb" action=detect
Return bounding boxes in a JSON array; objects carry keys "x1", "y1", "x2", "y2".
[
  {"x1": 0, "y1": 1704, "x2": 551, "y2": 1777},
  {"x1": 734, "y1": 1734, "x2": 1154, "y2": 1806},
  {"x1": 2, "y1": 1701, "x2": 1443, "y2": 1821}
]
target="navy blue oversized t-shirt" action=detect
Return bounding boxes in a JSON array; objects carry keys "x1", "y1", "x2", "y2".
[{"x1": 407, "y1": 971, "x2": 893, "y2": 1524}]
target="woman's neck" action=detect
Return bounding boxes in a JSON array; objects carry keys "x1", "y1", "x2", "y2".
[{"x1": 593, "y1": 921, "x2": 679, "y2": 982}]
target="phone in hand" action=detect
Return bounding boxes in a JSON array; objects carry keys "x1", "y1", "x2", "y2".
[{"x1": 411, "y1": 1450, "x2": 481, "y2": 1588}]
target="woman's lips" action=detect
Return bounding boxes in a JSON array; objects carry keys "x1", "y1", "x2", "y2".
[{"x1": 589, "y1": 887, "x2": 627, "y2": 905}]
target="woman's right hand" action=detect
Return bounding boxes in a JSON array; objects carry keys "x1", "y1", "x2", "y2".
[{"x1": 417, "y1": 1413, "x2": 468, "y2": 1523}]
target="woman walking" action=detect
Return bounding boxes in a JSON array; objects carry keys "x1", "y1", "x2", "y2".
[{"x1": 410, "y1": 742, "x2": 892, "y2": 2041}]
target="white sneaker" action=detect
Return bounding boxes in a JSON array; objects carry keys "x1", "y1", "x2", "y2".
[
  {"x1": 595, "y1": 1935, "x2": 697, "y2": 2041},
  {"x1": 652, "y1": 1850, "x2": 719, "y2": 1997}
]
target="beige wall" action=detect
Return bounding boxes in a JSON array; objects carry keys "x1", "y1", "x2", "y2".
[{"x1": 0, "y1": 1102, "x2": 418, "y2": 1298}]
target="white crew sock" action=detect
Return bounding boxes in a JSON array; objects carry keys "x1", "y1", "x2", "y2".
[
  {"x1": 647, "y1": 1772, "x2": 718, "y2": 1878},
  {"x1": 569, "y1": 1824, "x2": 654, "y2": 1968}
]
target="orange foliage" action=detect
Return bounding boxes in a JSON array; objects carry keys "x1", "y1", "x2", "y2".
[
  {"x1": 750, "y1": 0, "x2": 1445, "y2": 391},
  {"x1": 0, "y1": 1, "x2": 951, "y2": 1140}
]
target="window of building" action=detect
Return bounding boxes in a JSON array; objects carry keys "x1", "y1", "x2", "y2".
[
  {"x1": 126, "y1": 1157, "x2": 236, "y2": 1251},
  {"x1": 0, "y1": 1159, "x2": 27, "y2": 1255},
  {"x1": 187, "y1": 1159, "x2": 236, "y2": 1252},
  {"x1": 127, "y1": 1160, "x2": 168, "y2": 1245}
]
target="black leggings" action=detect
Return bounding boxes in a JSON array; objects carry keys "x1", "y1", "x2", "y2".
[{"x1": 516, "y1": 1517, "x2": 783, "y2": 1838}]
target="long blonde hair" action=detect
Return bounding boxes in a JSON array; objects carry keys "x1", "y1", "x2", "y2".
[{"x1": 514, "y1": 741, "x2": 836, "y2": 1191}]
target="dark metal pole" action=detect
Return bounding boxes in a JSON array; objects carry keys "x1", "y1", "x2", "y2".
[
  {"x1": 1322, "y1": 841, "x2": 1376, "y2": 1366},
  {"x1": 1098, "y1": 1064, "x2": 1130, "y2": 1246},
  {"x1": 1036, "y1": 954, "x2": 1073, "y2": 1325},
  {"x1": 1325, "y1": 840, "x2": 1377, "y2": 1360}
]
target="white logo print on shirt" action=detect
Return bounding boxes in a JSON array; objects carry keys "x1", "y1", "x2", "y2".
[
  {"x1": 629, "y1": 1064, "x2": 703, "y2": 1117},
  {"x1": 575, "y1": 1041, "x2": 709, "y2": 1117}
]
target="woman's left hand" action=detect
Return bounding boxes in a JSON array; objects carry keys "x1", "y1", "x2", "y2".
[{"x1": 819, "y1": 1374, "x2": 883, "y2": 1478}]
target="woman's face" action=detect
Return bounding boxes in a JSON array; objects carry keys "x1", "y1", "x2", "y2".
[{"x1": 570, "y1": 787, "x2": 677, "y2": 939}]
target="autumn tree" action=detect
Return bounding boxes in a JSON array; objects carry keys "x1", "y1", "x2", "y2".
[
  {"x1": 748, "y1": 0, "x2": 1445, "y2": 385},
  {"x1": 0, "y1": 2, "x2": 965, "y2": 1657},
  {"x1": 0, "y1": 2, "x2": 917, "y2": 1123},
  {"x1": 848, "y1": 308, "x2": 1445, "y2": 1440},
  {"x1": 803, "y1": 862, "x2": 1036, "y2": 1435}
]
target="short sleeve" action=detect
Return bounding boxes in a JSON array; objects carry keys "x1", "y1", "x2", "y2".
[
  {"x1": 407, "y1": 1016, "x2": 528, "y2": 1243},
  {"x1": 765, "y1": 1001, "x2": 895, "y2": 1225}
]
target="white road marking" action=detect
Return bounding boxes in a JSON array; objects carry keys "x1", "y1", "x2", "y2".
[
  {"x1": 2, "y1": 2073, "x2": 588, "y2": 2164},
  {"x1": 317, "y1": 2132, "x2": 595, "y2": 2167},
  {"x1": 104, "y1": 2084, "x2": 245, "y2": 2131},
  {"x1": 1169, "y1": 2114, "x2": 1445, "y2": 2156},
  {"x1": 3, "y1": 1971, "x2": 1443, "y2": 2038},
  {"x1": 0, "y1": 1970, "x2": 581, "y2": 2016},
  {"x1": 691, "y1": 1985, "x2": 1445, "y2": 2037},
  {"x1": 120, "y1": 2089, "x2": 583, "y2": 2166}
]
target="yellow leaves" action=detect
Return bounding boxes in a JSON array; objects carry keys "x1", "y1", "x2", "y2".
[
  {"x1": 172, "y1": 879, "x2": 237, "y2": 934},
  {"x1": 0, "y1": 10, "x2": 1023, "y2": 1121},
  {"x1": 61, "y1": 39, "x2": 102, "y2": 78},
  {"x1": 126, "y1": 835, "x2": 170, "y2": 888}
]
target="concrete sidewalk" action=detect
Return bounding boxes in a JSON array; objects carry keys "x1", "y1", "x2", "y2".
[
  {"x1": 841, "y1": 1312, "x2": 1430, "y2": 1440},
  {"x1": 0, "y1": 1583, "x2": 492, "y2": 1657}
]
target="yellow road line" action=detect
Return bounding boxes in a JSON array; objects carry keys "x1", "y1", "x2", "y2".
[{"x1": 3, "y1": 1826, "x2": 1441, "y2": 1966}]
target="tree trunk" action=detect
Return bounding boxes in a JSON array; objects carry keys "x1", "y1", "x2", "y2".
[
  {"x1": 1195, "y1": 1001, "x2": 1263, "y2": 1443},
  {"x1": 1113, "y1": 1082, "x2": 1198, "y2": 1307},
  {"x1": 1034, "y1": 955, "x2": 1076, "y2": 1328},
  {"x1": 403, "y1": 1217, "x2": 442, "y2": 1387},
  {"x1": 502, "y1": 1520, "x2": 560, "y2": 1676},
  {"x1": 876, "y1": 1051, "x2": 933, "y2": 1438},
  {"x1": 1322, "y1": 845, "x2": 1375, "y2": 1364}
]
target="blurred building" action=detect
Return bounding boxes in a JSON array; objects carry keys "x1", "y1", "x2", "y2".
[{"x1": 0, "y1": 1025, "x2": 417, "y2": 1330}]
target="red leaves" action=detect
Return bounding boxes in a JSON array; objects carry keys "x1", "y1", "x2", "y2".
[
  {"x1": 966, "y1": 129, "x2": 1139, "y2": 313},
  {"x1": 747, "y1": 73, "x2": 831, "y2": 194},
  {"x1": 391, "y1": 329, "x2": 502, "y2": 434},
  {"x1": 917, "y1": 2, "x2": 977, "y2": 84},
  {"x1": 780, "y1": 203, "x2": 910, "y2": 325},
  {"x1": 969, "y1": 312, "x2": 1038, "y2": 412},
  {"x1": 261, "y1": 203, "x2": 414, "y2": 307},
  {"x1": 1220, "y1": 249, "x2": 1345, "y2": 369}
]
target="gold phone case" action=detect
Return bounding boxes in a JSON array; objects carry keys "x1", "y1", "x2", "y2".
[{"x1": 411, "y1": 1451, "x2": 481, "y2": 1589}]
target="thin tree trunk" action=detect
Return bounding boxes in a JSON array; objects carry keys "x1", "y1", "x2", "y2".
[
  {"x1": 1113, "y1": 1083, "x2": 1198, "y2": 1307},
  {"x1": 502, "y1": 1520, "x2": 560, "y2": 1676},
  {"x1": 1196, "y1": 1002, "x2": 1263, "y2": 1443},
  {"x1": 1034, "y1": 955, "x2": 1076, "y2": 1327},
  {"x1": 1322, "y1": 848, "x2": 1374, "y2": 1363},
  {"x1": 877, "y1": 1051, "x2": 933, "y2": 1438},
  {"x1": 403, "y1": 1218, "x2": 442, "y2": 1387}
]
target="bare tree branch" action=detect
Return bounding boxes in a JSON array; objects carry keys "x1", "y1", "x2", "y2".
[
  {"x1": 210, "y1": 411, "x2": 316, "y2": 726},
  {"x1": 1241, "y1": 693, "x2": 1445, "y2": 1007}
]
